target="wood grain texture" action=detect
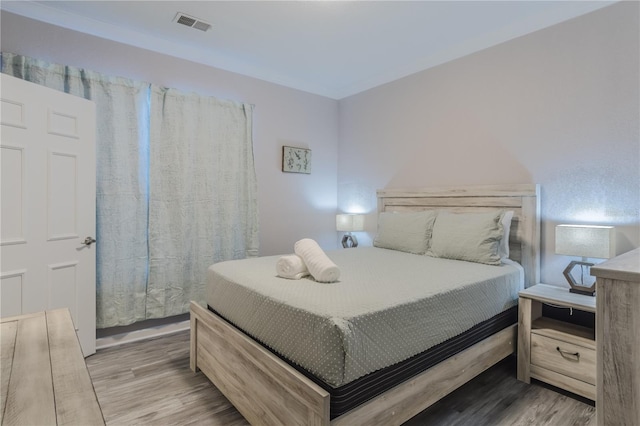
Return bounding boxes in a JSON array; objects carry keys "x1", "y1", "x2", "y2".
[
  {"x1": 518, "y1": 286, "x2": 596, "y2": 402},
  {"x1": 86, "y1": 331, "x2": 595, "y2": 426},
  {"x1": 191, "y1": 302, "x2": 329, "y2": 426},
  {"x1": 517, "y1": 296, "x2": 541, "y2": 383},
  {"x1": 333, "y1": 325, "x2": 516, "y2": 426},
  {"x1": 530, "y1": 365, "x2": 596, "y2": 401},
  {"x1": 376, "y1": 184, "x2": 539, "y2": 197},
  {"x1": 531, "y1": 334, "x2": 596, "y2": 385},
  {"x1": 46, "y1": 309, "x2": 105, "y2": 425},
  {"x1": 190, "y1": 310, "x2": 197, "y2": 373},
  {"x1": 591, "y1": 247, "x2": 640, "y2": 282},
  {"x1": 0, "y1": 309, "x2": 104, "y2": 426},
  {"x1": 595, "y1": 279, "x2": 605, "y2": 426},
  {"x1": 592, "y1": 248, "x2": 640, "y2": 426},
  {"x1": 596, "y1": 278, "x2": 640, "y2": 425},
  {"x1": 2, "y1": 313, "x2": 56, "y2": 426},
  {"x1": 0, "y1": 321, "x2": 17, "y2": 425},
  {"x1": 519, "y1": 284, "x2": 596, "y2": 313},
  {"x1": 411, "y1": 357, "x2": 595, "y2": 426},
  {"x1": 520, "y1": 195, "x2": 540, "y2": 288},
  {"x1": 87, "y1": 329, "x2": 250, "y2": 426},
  {"x1": 532, "y1": 318, "x2": 595, "y2": 348}
]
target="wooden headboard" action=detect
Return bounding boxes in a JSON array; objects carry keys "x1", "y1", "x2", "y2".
[{"x1": 377, "y1": 184, "x2": 540, "y2": 288}]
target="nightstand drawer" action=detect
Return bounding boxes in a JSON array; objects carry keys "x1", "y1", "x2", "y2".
[{"x1": 531, "y1": 333, "x2": 596, "y2": 385}]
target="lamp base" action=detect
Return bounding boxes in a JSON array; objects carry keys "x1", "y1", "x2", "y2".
[
  {"x1": 341, "y1": 234, "x2": 358, "y2": 248},
  {"x1": 563, "y1": 260, "x2": 596, "y2": 296},
  {"x1": 569, "y1": 287, "x2": 596, "y2": 296}
]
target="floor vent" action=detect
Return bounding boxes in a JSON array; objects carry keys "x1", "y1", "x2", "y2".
[{"x1": 174, "y1": 12, "x2": 211, "y2": 32}]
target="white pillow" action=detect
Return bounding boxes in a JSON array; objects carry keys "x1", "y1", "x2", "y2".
[
  {"x1": 427, "y1": 210, "x2": 505, "y2": 265},
  {"x1": 499, "y1": 211, "x2": 514, "y2": 260},
  {"x1": 373, "y1": 211, "x2": 438, "y2": 255}
]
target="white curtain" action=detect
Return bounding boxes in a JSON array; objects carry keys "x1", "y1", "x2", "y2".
[
  {"x1": 147, "y1": 86, "x2": 259, "y2": 318},
  {"x1": 2, "y1": 53, "x2": 259, "y2": 326}
]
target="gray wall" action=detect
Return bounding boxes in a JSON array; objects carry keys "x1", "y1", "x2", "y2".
[
  {"x1": 338, "y1": 2, "x2": 639, "y2": 286},
  {"x1": 0, "y1": 11, "x2": 340, "y2": 256}
]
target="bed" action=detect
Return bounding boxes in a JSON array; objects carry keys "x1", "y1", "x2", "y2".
[{"x1": 190, "y1": 184, "x2": 540, "y2": 425}]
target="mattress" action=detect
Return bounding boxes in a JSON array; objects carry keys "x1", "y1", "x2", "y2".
[{"x1": 206, "y1": 246, "x2": 523, "y2": 388}]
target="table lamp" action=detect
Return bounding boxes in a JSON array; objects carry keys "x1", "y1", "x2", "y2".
[
  {"x1": 336, "y1": 214, "x2": 364, "y2": 248},
  {"x1": 555, "y1": 224, "x2": 615, "y2": 295}
]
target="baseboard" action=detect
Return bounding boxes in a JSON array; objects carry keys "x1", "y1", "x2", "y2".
[{"x1": 96, "y1": 319, "x2": 190, "y2": 350}]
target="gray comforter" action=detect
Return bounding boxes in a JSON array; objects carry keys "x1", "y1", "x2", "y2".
[{"x1": 206, "y1": 246, "x2": 523, "y2": 387}]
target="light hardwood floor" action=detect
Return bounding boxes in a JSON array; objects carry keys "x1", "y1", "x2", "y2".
[{"x1": 86, "y1": 330, "x2": 595, "y2": 425}]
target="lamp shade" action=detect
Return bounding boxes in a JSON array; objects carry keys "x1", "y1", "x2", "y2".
[
  {"x1": 555, "y1": 224, "x2": 615, "y2": 259},
  {"x1": 336, "y1": 214, "x2": 364, "y2": 232}
]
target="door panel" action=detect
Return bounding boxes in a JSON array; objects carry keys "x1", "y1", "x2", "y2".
[
  {"x1": 48, "y1": 151, "x2": 78, "y2": 240},
  {"x1": 0, "y1": 145, "x2": 25, "y2": 244},
  {"x1": 0, "y1": 74, "x2": 96, "y2": 356},
  {"x1": 0, "y1": 270, "x2": 24, "y2": 318}
]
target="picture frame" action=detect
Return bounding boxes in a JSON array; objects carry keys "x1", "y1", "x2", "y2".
[{"x1": 282, "y1": 146, "x2": 311, "y2": 174}]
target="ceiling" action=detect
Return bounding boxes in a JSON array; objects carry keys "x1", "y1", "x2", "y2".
[{"x1": 1, "y1": 1, "x2": 615, "y2": 99}]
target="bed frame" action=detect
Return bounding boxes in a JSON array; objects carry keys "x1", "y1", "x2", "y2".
[{"x1": 190, "y1": 184, "x2": 540, "y2": 425}]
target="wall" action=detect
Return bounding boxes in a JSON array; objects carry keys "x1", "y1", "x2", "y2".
[
  {"x1": 0, "y1": 11, "x2": 339, "y2": 256},
  {"x1": 3, "y1": 4, "x2": 639, "y2": 288},
  {"x1": 338, "y1": 2, "x2": 639, "y2": 286}
]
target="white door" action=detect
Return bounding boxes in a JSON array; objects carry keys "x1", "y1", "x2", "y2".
[{"x1": 0, "y1": 74, "x2": 97, "y2": 356}]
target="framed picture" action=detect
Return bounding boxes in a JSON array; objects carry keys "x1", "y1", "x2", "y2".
[{"x1": 282, "y1": 146, "x2": 311, "y2": 174}]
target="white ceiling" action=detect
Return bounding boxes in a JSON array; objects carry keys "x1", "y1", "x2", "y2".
[{"x1": 1, "y1": 1, "x2": 615, "y2": 99}]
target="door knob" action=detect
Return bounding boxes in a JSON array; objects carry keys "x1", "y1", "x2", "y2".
[{"x1": 83, "y1": 237, "x2": 96, "y2": 246}]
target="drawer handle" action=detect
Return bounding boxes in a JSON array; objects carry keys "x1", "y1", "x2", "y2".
[{"x1": 556, "y1": 346, "x2": 580, "y2": 361}]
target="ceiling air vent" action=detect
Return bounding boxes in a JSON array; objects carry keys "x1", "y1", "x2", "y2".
[{"x1": 174, "y1": 12, "x2": 211, "y2": 32}]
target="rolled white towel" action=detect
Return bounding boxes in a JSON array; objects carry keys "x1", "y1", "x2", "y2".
[
  {"x1": 294, "y1": 238, "x2": 340, "y2": 283},
  {"x1": 276, "y1": 254, "x2": 309, "y2": 280}
]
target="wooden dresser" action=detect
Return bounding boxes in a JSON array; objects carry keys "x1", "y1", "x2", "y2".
[
  {"x1": 0, "y1": 309, "x2": 104, "y2": 425},
  {"x1": 591, "y1": 247, "x2": 640, "y2": 426}
]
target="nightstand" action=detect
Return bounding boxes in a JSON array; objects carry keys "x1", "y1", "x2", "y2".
[{"x1": 517, "y1": 284, "x2": 596, "y2": 400}]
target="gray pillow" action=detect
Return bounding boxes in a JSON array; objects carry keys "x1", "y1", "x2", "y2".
[
  {"x1": 373, "y1": 210, "x2": 438, "y2": 255},
  {"x1": 427, "y1": 210, "x2": 505, "y2": 265},
  {"x1": 499, "y1": 210, "x2": 514, "y2": 260}
]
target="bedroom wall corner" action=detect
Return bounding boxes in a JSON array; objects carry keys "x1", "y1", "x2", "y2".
[{"x1": 337, "y1": 1, "x2": 640, "y2": 286}]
